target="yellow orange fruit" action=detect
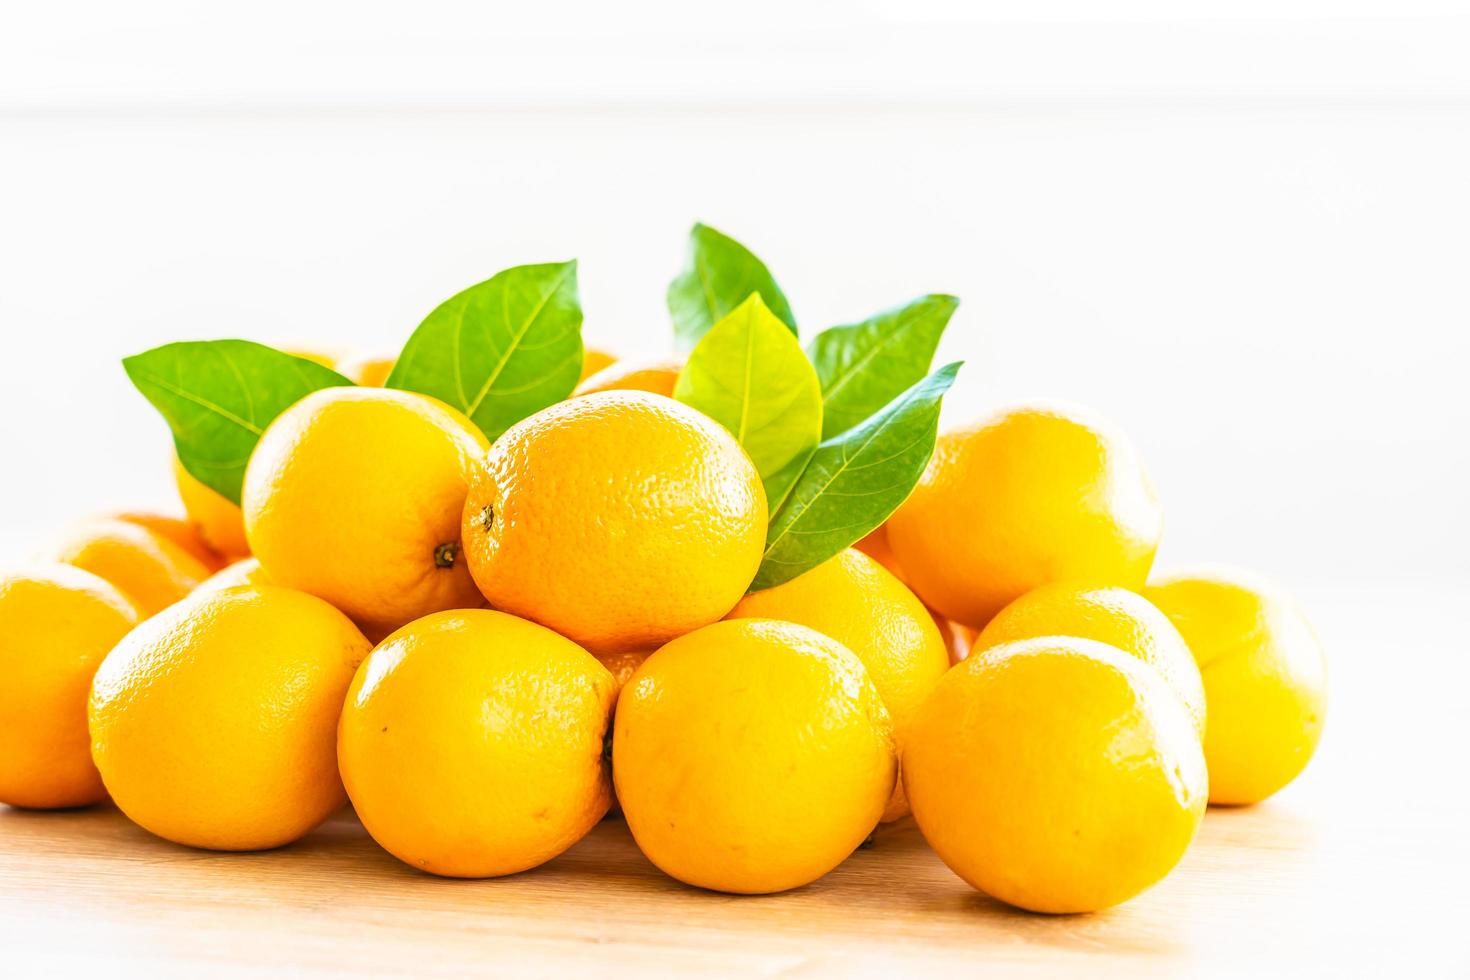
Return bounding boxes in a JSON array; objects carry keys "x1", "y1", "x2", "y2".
[
  {"x1": 853, "y1": 523, "x2": 907, "y2": 584},
  {"x1": 112, "y1": 511, "x2": 225, "y2": 571},
  {"x1": 173, "y1": 455, "x2": 251, "y2": 560},
  {"x1": 974, "y1": 582, "x2": 1206, "y2": 737},
  {"x1": 594, "y1": 649, "x2": 651, "y2": 695},
  {"x1": 281, "y1": 346, "x2": 344, "y2": 370},
  {"x1": 0, "y1": 565, "x2": 140, "y2": 809},
  {"x1": 243, "y1": 387, "x2": 489, "y2": 637},
  {"x1": 578, "y1": 347, "x2": 617, "y2": 383},
  {"x1": 339, "y1": 609, "x2": 617, "y2": 878},
  {"x1": 887, "y1": 404, "x2": 1162, "y2": 629},
  {"x1": 462, "y1": 391, "x2": 766, "y2": 653},
  {"x1": 193, "y1": 557, "x2": 273, "y2": 595},
  {"x1": 88, "y1": 585, "x2": 369, "y2": 850},
  {"x1": 904, "y1": 637, "x2": 1207, "y2": 914},
  {"x1": 48, "y1": 518, "x2": 211, "y2": 616},
  {"x1": 337, "y1": 353, "x2": 395, "y2": 387},
  {"x1": 727, "y1": 548, "x2": 948, "y2": 822},
  {"x1": 614, "y1": 619, "x2": 896, "y2": 894},
  {"x1": 1146, "y1": 567, "x2": 1327, "y2": 805},
  {"x1": 573, "y1": 355, "x2": 684, "y2": 398}
]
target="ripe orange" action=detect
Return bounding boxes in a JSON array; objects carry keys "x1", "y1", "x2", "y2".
[
  {"x1": 578, "y1": 347, "x2": 618, "y2": 383},
  {"x1": 112, "y1": 511, "x2": 225, "y2": 571},
  {"x1": 89, "y1": 585, "x2": 370, "y2": 850},
  {"x1": 462, "y1": 391, "x2": 766, "y2": 653},
  {"x1": 904, "y1": 636, "x2": 1207, "y2": 913},
  {"x1": 173, "y1": 455, "x2": 251, "y2": 560},
  {"x1": 614, "y1": 619, "x2": 896, "y2": 894},
  {"x1": 887, "y1": 404, "x2": 1162, "y2": 629},
  {"x1": 339, "y1": 609, "x2": 617, "y2": 877},
  {"x1": 727, "y1": 548, "x2": 948, "y2": 821},
  {"x1": 0, "y1": 565, "x2": 140, "y2": 809},
  {"x1": 572, "y1": 355, "x2": 684, "y2": 398},
  {"x1": 243, "y1": 387, "x2": 489, "y2": 637},
  {"x1": 337, "y1": 353, "x2": 396, "y2": 387},
  {"x1": 48, "y1": 517, "x2": 211, "y2": 615},
  {"x1": 192, "y1": 557, "x2": 273, "y2": 595}
]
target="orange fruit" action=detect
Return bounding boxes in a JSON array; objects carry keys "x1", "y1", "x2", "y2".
[
  {"x1": 0, "y1": 565, "x2": 140, "y2": 809},
  {"x1": 572, "y1": 355, "x2": 684, "y2": 398},
  {"x1": 853, "y1": 523, "x2": 907, "y2": 584},
  {"x1": 973, "y1": 582, "x2": 1207, "y2": 737},
  {"x1": 727, "y1": 548, "x2": 948, "y2": 821},
  {"x1": 888, "y1": 404, "x2": 1162, "y2": 629},
  {"x1": 243, "y1": 387, "x2": 489, "y2": 637},
  {"x1": 1146, "y1": 567, "x2": 1327, "y2": 805},
  {"x1": 192, "y1": 557, "x2": 273, "y2": 595},
  {"x1": 89, "y1": 585, "x2": 369, "y2": 850},
  {"x1": 48, "y1": 517, "x2": 211, "y2": 615},
  {"x1": 339, "y1": 609, "x2": 616, "y2": 877},
  {"x1": 594, "y1": 649, "x2": 651, "y2": 695},
  {"x1": 578, "y1": 347, "x2": 617, "y2": 383},
  {"x1": 337, "y1": 353, "x2": 395, "y2": 387},
  {"x1": 614, "y1": 619, "x2": 896, "y2": 894},
  {"x1": 172, "y1": 455, "x2": 251, "y2": 560},
  {"x1": 111, "y1": 511, "x2": 225, "y2": 571},
  {"x1": 462, "y1": 391, "x2": 766, "y2": 653},
  {"x1": 904, "y1": 636, "x2": 1207, "y2": 913}
]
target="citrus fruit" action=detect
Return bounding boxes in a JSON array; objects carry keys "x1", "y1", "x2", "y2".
[
  {"x1": 48, "y1": 517, "x2": 211, "y2": 615},
  {"x1": 337, "y1": 353, "x2": 395, "y2": 387},
  {"x1": 973, "y1": 582, "x2": 1206, "y2": 737},
  {"x1": 594, "y1": 649, "x2": 651, "y2": 695},
  {"x1": 578, "y1": 347, "x2": 617, "y2": 383},
  {"x1": 0, "y1": 565, "x2": 140, "y2": 809},
  {"x1": 853, "y1": 523, "x2": 907, "y2": 584},
  {"x1": 904, "y1": 636, "x2": 1207, "y2": 914},
  {"x1": 887, "y1": 404, "x2": 1162, "y2": 629},
  {"x1": 88, "y1": 584, "x2": 369, "y2": 850},
  {"x1": 573, "y1": 355, "x2": 684, "y2": 398},
  {"x1": 727, "y1": 548, "x2": 948, "y2": 822},
  {"x1": 173, "y1": 455, "x2": 251, "y2": 560},
  {"x1": 1146, "y1": 567, "x2": 1327, "y2": 805},
  {"x1": 111, "y1": 511, "x2": 225, "y2": 571},
  {"x1": 243, "y1": 387, "x2": 489, "y2": 637},
  {"x1": 339, "y1": 609, "x2": 617, "y2": 878},
  {"x1": 613, "y1": 619, "x2": 896, "y2": 894},
  {"x1": 462, "y1": 391, "x2": 766, "y2": 653},
  {"x1": 193, "y1": 557, "x2": 273, "y2": 595}
]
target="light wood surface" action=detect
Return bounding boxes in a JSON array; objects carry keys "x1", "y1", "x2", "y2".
[{"x1": 2, "y1": 587, "x2": 1466, "y2": 977}]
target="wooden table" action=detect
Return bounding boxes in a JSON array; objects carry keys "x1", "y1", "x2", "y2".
[{"x1": 3, "y1": 587, "x2": 1466, "y2": 976}]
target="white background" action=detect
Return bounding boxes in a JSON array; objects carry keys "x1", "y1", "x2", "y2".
[{"x1": 2, "y1": 1, "x2": 1467, "y2": 591}]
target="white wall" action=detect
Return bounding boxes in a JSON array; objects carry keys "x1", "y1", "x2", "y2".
[{"x1": 3, "y1": 2, "x2": 1467, "y2": 588}]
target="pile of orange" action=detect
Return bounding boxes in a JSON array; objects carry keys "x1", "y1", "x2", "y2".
[{"x1": 0, "y1": 345, "x2": 1326, "y2": 915}]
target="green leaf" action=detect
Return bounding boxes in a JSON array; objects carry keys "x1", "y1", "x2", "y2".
[
  {"x1": 751, "y1": 362, "x2": 962, "y2": 592},
  {"x1": 387, "y1": 261, "x2": 583, "y2": 442},
  {"x1": 808, "y1": 294, "x2": 959, "y2": 440},
  {"x1": 674, "y1": 294, "x2": 823, "y2": 511},
  {"x1": 123, "y1": 340, "x2": 353, "y2": 504},
  {"x1": 667, "y1": 223, "x2": 795, "y2": 352}
]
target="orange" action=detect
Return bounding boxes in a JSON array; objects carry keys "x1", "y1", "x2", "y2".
[
  {"x1": 594, "y1": 649, "x2": 651, "y2": 695},
  {"x1": 614, "y1": 619, "x2": 896, "y2": 894},
  {"x1": 1146, "y1": 567, "x2": 1327, "y2": 805},
  {"x1": 973, "y1": 582, "x2": 1206, "y2": 737},
  {"x1": 904, "y1": 637, "x2": 1207, "y2": 913},
  {"x1": 727, "y1": 548, "x2": 948, "y2": 821},
  {"x1": 337, "y1": 353, "x2": 396, "y2": 387},
  {"x1": 0, "y1": 565, "x2": 140, "y2": 809},
  {"x1": 888, "y1": 403, "x2": 1162, "y2": 629},
  {"x1": 572, "y1": 355, "x2": 684, "y2": 398},
  {"x1": 578, "y1": 347, "x2": 617, "y2": 383},
  {"x1": 173, "y1": 455, "x2": 251, "y2": 560},
  {"x1": 193, "y1": 557, "x2": 273, "y2": 595},
  {"x1": 89, "y1": 585, "x2": 369, "y2": 850},
  {"x1": 853, "y1": 523, "x2": 907, "y2": 585},
  {"x1": 339, "y1": 609, "x2": 616, "y2": 877},
  {"x1": 243, "y1": 387, "x2": 489, "y2": 637},
  {"x1": 462, "y1": 391, "x2": 766, "y2": 653},
  {"x1": 48, "y1": 517, "x2": 211, "y2": 616},
  {"x1": 112, "y1": 511, "x2": 225, "y2": 571}
]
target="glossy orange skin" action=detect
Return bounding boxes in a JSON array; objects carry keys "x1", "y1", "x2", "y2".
[
  {"x1": 904, "y1": 637, "x2": 1207, "y2": 914},
  {"x1": 462, "y1": 391, "x2": 766, "y2": 653},
  {"x1": 0, "y1": 565, "x2": 140, "y2": 809},
  {"x1": 88, "y1": 585, "x2": 370, "y2": 851},
  {"x1": 112, "y1": 511, "x2": 226, "y2": 571},
  {"x1": 336, "y1": 354, "x2": 396, "y2": 387},
  {"x1": 192, "y1": 557, "x2": 274, "y2": 596},
  {"x1": 577, "y1": 347, "x2": 618, "y2": 383},
  {"x1": 243, "y1": 387, "x2": 489, "y2": 637},
  {"x1": 172, "y1": 455, "x2": 251, "y2": 560},
  {"x1": 572, "y1": 355, "x2": 684, "y2": 398},
  {"x1": 339, "y1": 609, "x2": 617, "y2": 878},
  {"x1": 49, "y1": 518, "x2": 211, "y2": 616},
  {"x1": 728, "y1": 549, "x2": 948, "y2": 822},
  {"x1": 887, "y1": 404, "x2": 1162, "y2": 629}
]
